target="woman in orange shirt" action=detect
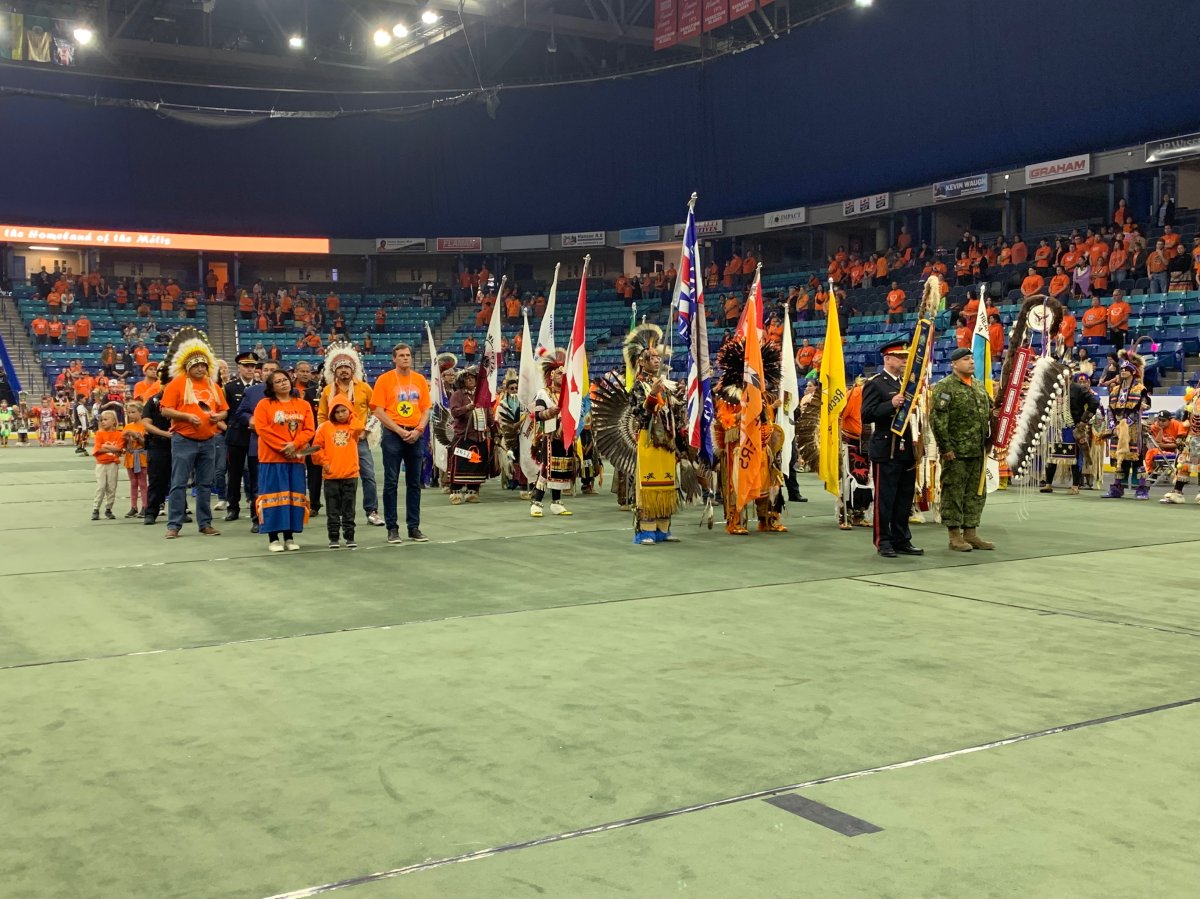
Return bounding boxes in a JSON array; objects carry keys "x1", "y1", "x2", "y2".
[
  {"x1": 253, "y1": 369, "x2": 316, "y2": 551},
  {"x1": 1108, "y1": 245, "x2": 1128, "y2": 284},
  {"x1": 987, "y1": 314, "x2": 1004, "y2": 357},
  {"x1": 1048, "y1": 266, "x2": 1071, "y2": 299},
  {"x1": 954, "y1": 315, "x2": 971, "y2": 349}
]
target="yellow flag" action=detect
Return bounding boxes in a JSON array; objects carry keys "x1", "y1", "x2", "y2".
[{"x1": 818, "y1": 288, "x2": 848, "y2": 497}]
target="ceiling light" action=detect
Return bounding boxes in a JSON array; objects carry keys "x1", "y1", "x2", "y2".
[
  {"x1": 73, "y1": 26, "x2": 94, "y2": 45},
  {"x1": 421, "y1": 10, "x2": 440, "y2": 25},
  {"x1": 27, "y1": 246, "x2": 63, "y2": 252},
  {"x1": 373, "y1": 28, "x2": 391, "y2": 47},
  {"x1": 288, "y1": 34, "x2": 304, "y2": 49},
  {"x1": 392, "y1": 23, "x2": 409, "y2": 38},
  {"x1": 854, "y1": 0, "x2": 874, "y2": 7}
]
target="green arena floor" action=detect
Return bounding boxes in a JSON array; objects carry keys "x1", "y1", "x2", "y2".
[{"x1": 0, "y1": 446, "x2": 1197, "y2": 898}]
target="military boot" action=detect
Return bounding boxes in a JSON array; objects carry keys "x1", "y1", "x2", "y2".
[
  {"x1": 947, "y1": 527, "x2": 972, "y2": 552},
  {"x1": 962, "y1": 527, "x2": 994, "y2": 550}
]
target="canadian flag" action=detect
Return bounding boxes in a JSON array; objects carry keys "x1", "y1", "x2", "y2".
[{"x1": 559, "y1": 256, "x2": 591, "y2": 446}]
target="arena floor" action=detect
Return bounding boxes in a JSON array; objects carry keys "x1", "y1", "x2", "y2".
[{"x1": 1, "y1": 446, "x2": 1197, "y2": 899}]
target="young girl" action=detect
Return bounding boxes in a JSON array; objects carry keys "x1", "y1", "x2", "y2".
[
  {"x1": 123, "y1": 401, "x2": 149, "y2": 518},
  {"x1": 253, "y1": 369, "x2": 315, "y2": 552},
  {"x1": 91, "y1": 410, "x2": 124, "y2": 520},
  {"x1": 0, "y1": 401, "x2": 12, "y2": 447},
  {"x1": 37, "y1": 395, "x2": 56, "y2": 446}
]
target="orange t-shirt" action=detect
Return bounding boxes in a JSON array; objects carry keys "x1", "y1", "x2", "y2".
[
  {"x1": 1147, "y1": 251, "x2": 1168, "y2": 274},
  {"x1": 1163, "y1": 233, "x2": 1181, "y2": 256},
  {"x1": 133, "y1": 346, "x2": 150, "y2": 366},
  {"x1": 252, "y1": 397, "x2": 315, "y2": 464},
  {"x1": 160, "y1": 375, "x2": 228, "y2": 441},
  {"x1": 75, "y1": 318, "x2": 91, "y2": 338},
  {"x1": 1088, "y1": 243, "x2": 1108, "y2": 267},
  {"x1": 311, "y1": 419, "x2": 361, "y2": 479},
  {"x1": 1108, "y1": 248, "x2": 1128, "y2": 272},
  {"x1": 463, "y1": 337, "x2": 478, "y2": 354},
  {"x1": 92, "y1": 429, "x2": 124, "y2": 465},
  {"x1": 1059, "y1": 250, "x2": 1079, "y2": 270},
  {"x1": 886, "y1": 289, "x2": 906, "y2": 313},
  {"x1": 796, "y1": 346, "x2": 815, "y2": 368},
  {"x1": 963, "y1": 298, "x2": 980, "y2": 318},
  {"x1": 955, "y1": 326, "x2": 971, "y2": 349},
  {"x1": 1081, "y1": 306, "x2": 1108, "y2": 338},
  {"x1": 1033, "y1": 246, "x2": 1052, "y2": 266},
  {"x1": 1010, "y1": 242, "x2": 1028, "y2": 265},
  {"x1": 48, "y1": 320, "x2": 64, "y2": 337},
  {"x1": 875, "y1": 257, "x2": 888, "y2": 279},
  {"x1": 370, "y1": 369, "x2": 431, "y2": 428},
  {"x1": 1107, "y1": 302, "x2": 1130, "y2": 330},
  {"x1": 1059, "y1": 313, "x2": 1077, "y2": 347},
  {"x1": 123, "y1": 421, "x2": 147, "y2": 469},
  {"x1": 133, "y1": 379, "x2": 160, "y2": 402},
  {"x1": 988, "y1": 322, "x2": 1004, "y2": 356},
  {"x1": 505, "y1": 297, "x2": 521, "y2": 317},
  {"x1": 742, "y1": 256, "x2": 758, "y2": 275},
  {"x1": 31, "y1": 317, "x2": 48, "y2": 336},
  {"x1": 326, "y1": 294, "x2": 340, "y2": 312},
  {"x1": 1049, "y1": 274, "x2": 1071, "y2": 297},
  {"x1": 840, "y1": 384, "x2": 864, "y2": 439}
]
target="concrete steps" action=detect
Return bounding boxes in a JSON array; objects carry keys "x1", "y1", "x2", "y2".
[
  {"x1": 0, "y1": 295, "x2": 47, "y2": 398},
  {"x1": 206, "y1": 302, "x2": 238, "y2": 364}
]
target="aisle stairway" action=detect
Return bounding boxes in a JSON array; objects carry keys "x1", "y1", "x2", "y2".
[
  {"x1": 421, "y1": 302, "x2": 475, "y2": 368},
  {"x1": 0, "y1": 294, "x2": 46, "y2": 397},
  {"x1": 206, "y1": 302, "x2": 238, "y2": 364}
]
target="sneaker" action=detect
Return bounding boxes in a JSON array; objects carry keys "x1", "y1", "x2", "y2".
[
  {"x1": 550, "y1": 503, "x2": 572, "y2": 516},
  {"x1": 285, "y1": 540, "x2": 300, "y2": 551},
  {"x1": 104, "y1": 509, "x2": 116, "y2": 520},
  {"x1": 328, "y1": 541, "x2": 341, "y2": 549},
  {"x1": 268, "y1": 541, "x2": 285, "y2": 553},
  {"x1": 250, "y1": 522, "x2": 260, "y2": 534},
  {"x1": 1161, "y1": 491, "x2": 1184, "y2": 504},
  {"x1": 224, "y1": 510, "x2": 240, "y2": 521},
  {"x1": 387, "y1": 528, "x2": 403, "y2": 544},
  {"x1": 407, "y1": 528, "x2": 429, "y2": 542},
  {"x1": 90, "y1": 509, "x2": 100, "y2": 521},
  {"x1": 634, "y1": 531, "x2": 658, "y2": 545},
  {"x1": 530, "y1": 503, "x2": 544, "y2": 518},
  {"x1": 214, "y1": 499, "x2": 228, "y2": 511},
  {"x1": 124, "y1": 508, "x2": 139, "y2": 519},
  {"x1": 344, "y1": 540, "x2": 358, "y2": 549},
  {"x1": 367, "y1": 511, "x2": 384, "y2": 527}
]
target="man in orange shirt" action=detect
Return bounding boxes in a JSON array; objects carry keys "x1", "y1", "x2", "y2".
[
  {"x1": 795, "y1": 339, "x2": 816, "y2": 375},
  {"x1": 31, "y1": 314, "x2": 49, "y2": 344},
  {"x1": 1010, "y1": 235, "x2": 1028, "y2": 265},
  {"x1": 48, "y1": 316, "x2": 64, "y2": 344},
  {"x1": 75, "y1": 315, "x2": 91, "y2": 345},
  {"x1": 741, "y1": 253, "x2": 758, "y2": 282},
  {"x1": 886, "y1": 283, "x2": 906, "y2": 322},
  {"x1": 159, "y1": 334, "x2": 228, "y2": 538},
  {"x1": 1147, "y1": 239, "x2": 1170, "y2": 294},
  {"x1": 1048, "y1": 266, "x2": 1071, "y2": 300},
  {"x1": 1058, "y1": 309, "x2": 1077, "y2": 348},
  {"x1": 505, "y1": 294, "x2": 521, "y2": 322},
  {"x1": 1033, "y1": 240, "x2": 1052, "y2": 274},
  {"x1": 1106, "y1": 290, "x2": 1131, "y2": 349},
  {"x1": 371, "y1": 343, "x2": 432, "y2": 544},
  {"x1": 475, "y1": 295, "x2": 494, "y2": 327},
  {"x1": 724, "y1": 254, "x2": 741, "y2": 288},
  {"x1": 1081, "y1": 296, "x2": 1108, "y2": 341},
  {"x1": 133, "y1": 362, "x2": 161, "y2": 401},
  {"x1": 873, "y1": 253, "x2": 889, "y2": 287},
  {"x1": 723, "y1": 293, "x2": 741, "y2": 325},
  {"x1": 1161, "y1": 225, "x2": 1181, "y2": 256},
  {"x1": 325, "y1": 291, "x2": 340, "y2": 313},
  {"x1": 463, "y1": 335, "x2": 478, "y2": 363},
  {"x1": 1108, "y1": 243, "x2": 1129, "y2": 284},
  {"x1": 533, "y1": 294, "x2": 547, "y2": 317}
]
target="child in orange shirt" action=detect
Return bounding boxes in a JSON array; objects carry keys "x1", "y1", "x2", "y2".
[
  {"x1": 311, "y1": 397, "x2": 361, "y2": 548},
  {"x1": 123, "y1": 401, "x2": 149, "y2": 518},
  {"x1": 91, "y1": 410, "x2": 124, "y2": 520}
]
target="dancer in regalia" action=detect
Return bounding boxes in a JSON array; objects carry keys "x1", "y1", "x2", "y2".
[
  {"x1": 445, "y1": 366, "x2": 496, "y2": 504},
  {"x1": 1160, "y1": 386, "x2": 1200, "y2": 504},
  {"x1": 1101, "y1": 351, "x2": 1151, "y2": 500},
  {"x1": 529, "y1": 351, "x2": 575, "y2": 517}
]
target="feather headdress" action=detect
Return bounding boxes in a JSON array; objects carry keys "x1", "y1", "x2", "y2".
[
  {"x1": 165, "y1": 326, "x2": 218, "y2": 407},
  {"x1": 322, "y1": 340, "x2": 364, "y2": 385},
  {"x1": 997, "y1": 295, "x2": 1065, "y2": 395},
  {"x1": 623, "y1": 322, "x2": 670, "y2": 374},
  {"x1": 715, "y1": 337, "x2": 782, "y2": 397},
  {"x1": 539, "y1": 347, "x2": 566, "y2": 378},
  {"x1": 437, "y1": 352, "x2": 459, "y2": 373}
]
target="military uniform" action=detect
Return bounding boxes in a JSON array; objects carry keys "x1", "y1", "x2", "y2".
[
  {"x1": 223, "y1": 371, "x2": 257, "y2": 521},
  {"x1": 930, "y1": 373, "x2": 993, "y2": 547},
  {"x1": 861, "y1": 368, "x2": 918, "y2": 554}
]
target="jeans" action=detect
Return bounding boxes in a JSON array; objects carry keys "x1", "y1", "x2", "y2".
[
  {"x1": 358, "y1": 438, "x2": 378, "y2": 513},
  {"x1": 211, "y1": 432, "x2": 226, "y2": 499},
  {"x1": 168, "y1": 434, "x2": 215, "y2": 531},
  {"x1": 381, "y1": 430, "x2": 424, "y2": 530},
  {"x1": 1150, "y1": 272, "x2": 1169, "y2": 295}
]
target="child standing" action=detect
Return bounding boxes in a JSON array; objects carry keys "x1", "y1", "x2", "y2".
[
  {"x1": 310, "y1": 396, "x2": 360, "y2": 549},
  {"x1": 123, "y1": 401, "x2": 149, "y2": 518},
  {"x1": 0, "y1": 401, "x2": 12, "y2": 447},
  {"x1": 16, "y1": 404, "x2": 30, "y2": 446},
  {"x1": 91, "y1": 410, "x2": 124, "y2": 520},
  {"x1": 37, "y1": 395, "x2": 56, "y2": 446}
]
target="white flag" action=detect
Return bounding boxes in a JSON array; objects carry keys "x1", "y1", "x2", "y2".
[
  {"x1": 779, "y1": 304, "x2": 799, "y2": 468},
  {"x1": 425, "y1": 320, "x2": 447, "y2": 471},
  {"x1": 517, "y1": 308, "x2": 540, "y2": 482},
  {"x1": 537, "y1": 263, "x2": 559, "y2": 359}
]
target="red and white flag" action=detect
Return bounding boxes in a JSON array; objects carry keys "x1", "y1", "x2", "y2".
[{"x1": 560, "y1": 256, "x2": 591, "y2": 446}]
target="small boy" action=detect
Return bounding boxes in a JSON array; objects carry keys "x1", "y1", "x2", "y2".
[
  {"x1": 0, "y1": 401, "x2": 12, "y2": 447},
  {"x1": 123, "y1": 401, "x2": 149, "y2": 518},
  {"x1": 91, "y1": 410, "x2": 124, "y2": 520},
  {"x1": 16, "y1": 405, "x2": 30, "y2": 446},
  {"x1": 310, "y1": 396, "x2": 360, "y2": 548}
]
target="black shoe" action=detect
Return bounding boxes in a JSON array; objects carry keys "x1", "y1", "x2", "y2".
[
  {"x1": 896, "y1": 545, "x2": 925, "y2": 556},
  {"x1": 124, "y1": 508, "x2": 139, "y2": 519},
  {"x1": 91, "y1": 509, "x2": 100, "y2": 521},
  {"x1": 104, "y1": 509, "x2": 116, "y2": 520},
  {"x1": 877, "y1": 546, "x2": 898, "y2": 558},
  {"x1": 184, "y1": 512, "x2": 194, "y2": 524},
  {"x1": 387, "y1": 528, "x2": 402, "y2": 544},
  {"x1": 311, "y1": 506, "x2": 321, "y2": 517},
  {"x1": 250, "y1": 523, "x2": 260, "y2": 534},
  {"x1": 143, "y1": 516, "x2": 157, "y2": 526},
  {"x1": 792, "y1": 494, "x2": 808, "y2": 503},
  {"x1": 224, "y1": 511, "x2": 240, "y2": 522},
  {"x1": 407, "y1": 528, "x2": 429, "y2": 543}
]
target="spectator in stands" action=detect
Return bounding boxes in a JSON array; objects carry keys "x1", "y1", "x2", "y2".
[
  {"x1": 475, "y1": 294, "x2": 494, "y2": 327},
  {"x1": 31, "y1": 313, "x2": 48, "y2": 344},
  {"x1": 297, "y1": 328, "x2": 322, "y2": 353},
  {"x1": 463, "y1": 335, "x2": 478, "y2": 363},
  {"x1": 1033, "y1": 240, "x2": 1052, "y2": 275},
  {"x1": 872, "y1": 252, "x2": 888, "y2": 287},
  {"x1": 954, "y1": 253, "x2": 972, "y2": 287},
  {"x1": 361, "y1": 334, "x2": 375, "y2": 356},
  {"x1": 765, "y1": 313, "x2": 784, "y2": 345},
  {"x1": 1059, "y1": 306, "x2": 1078, "y2": 348},
  {"x1": 886, "y1": 282, "x2": 907, "y2": 323},
  {"x1": 723, "y1": 293, "x2": 741, "y2": 326},
  {"x1": 239, "y1": 292, "x2": 254, "y2": 320},
  {"x1": 205, "y1": 268, "x2": 218, "y2": 299},
  {"x1": 954, "y1": 315, "x2": 971, "y2": 349},
  {"x1": 896, "y1": 226, "x2": 912, "y2": 252},
  {"x1": 1156, "y1": 190, "x2": 1175, "y2": 227},
  {"x1": 1081, "y1": 295, "x2": 1108, "y2": 343},
  {"x1": 1162, "y1": 225, "x2": 1182, "y2": 257},
  {"x1": 1010, "y1": 235, "x2": 1028, "y2": 266},
  {"x1": 1020, "y1": 268, "x2": 1044, "y2": 298},
  {"x1": 723, "y1": 253, "x2": 741, "y2": 288},
  {"x1": 1147, "y1": 239, "x2": 1170, "y2": 295},
  {"x1": 1071, "y1": 257, "x2": 1092, "y2": 298},
  {"x1": 1048, "y1": 266, "x2": 1071, "y2": 300},
  {"x1": 74, "y1": 314, "x2": 91, "y2": 345},
  {"x1": 987, "y1": 314, "x2": 1004, "y2": 357},
  {"x1": 505, "y1": 292, "x2": 521, "y2": 322},
  {"x1": 48, "y1": 315, "x2": 64, "y2": 345},
  {"x1": 835, "y1": 290, "x2": 854, "y2": 334},
  {"x1": 1113, "y1": 198, "x2": 1131, "y2": 227},
  {"x1": 1167, "y1": 240, "x2": 1193, "y2": 291},
  {"x1": 795, "y1": 339, "x2": 815, "y2": 376},
  {"x1": 794, "y1": 287, "x2": 811, "y2": 321},
  {"x1": 1106, "y1": 291, "x2": 1131, "y2": 350}
]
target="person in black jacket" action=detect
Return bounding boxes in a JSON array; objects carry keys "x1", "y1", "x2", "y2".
[
  {"x1": 141, "y1": 369, "x2": 187, "y2": 526},
  {"x1": 860, "y1": 340, "x2": 923, "y2": 558},
  {"x1": 223, "y1": 352, "x2": 259, "y2": 523}
]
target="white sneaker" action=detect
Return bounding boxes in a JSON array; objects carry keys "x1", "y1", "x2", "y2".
[
  {"x1": 367, "y1": 511, "x2": 384, "y2": 526},
  {"x1": 550, "y1": 503, "x2": 572, "y2": 516},
  {"x1": 530, "y1": 503, "x2": 543, "y2": 518},
  {"x1": 1160, "y1": 492, "x2": 1184, "y2": 504},
  {"x1": 285, "y1": 540, "x2": 300, "y2": 551},
  {"x1": 214, "y1": 499, "x2": 227, "y2": 511},
  {"x1": 268, "y1": 541, "x2": 285, "y2": 553}
]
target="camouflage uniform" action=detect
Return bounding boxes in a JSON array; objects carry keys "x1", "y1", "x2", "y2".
[{"x1": 930, "y1": 375, "x2": 992, "y2": 529}]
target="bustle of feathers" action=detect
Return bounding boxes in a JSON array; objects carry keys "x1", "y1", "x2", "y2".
[
  {"x1": 322, "y1": 340, "x2": 364, "y2": 385},
  {"x1": 429, "y1": 406, "x2": 455, "y2": 448},
  {"x1": 1006, "y1": 356, "x2": 1069, "y2": 474},
  {"x1": 997, "y1": 295, "x2": 1065, "y2": 398},
  {"x1": 165, "y1": 327, "x2": 216, "y2": 381},
  {"x1": 794, "y1": 383, "x2": 823, "y2": 470},
  {"x1": 714, "y1": 337, "x2": 782, "y2": 397},
  {"x1": 590, "y1": 373, "x2": 640, "y2": 479},
  {"x1": 539, "y1": 347, "x2": 566, "y2": 377},
  {"x1": 623, "y1": 322, "x2": 669, "y2": 374}
]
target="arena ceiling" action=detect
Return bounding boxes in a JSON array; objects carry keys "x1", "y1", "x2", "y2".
[{"x1": 14, "y1": 0, "x2": 851, "y2": 92}]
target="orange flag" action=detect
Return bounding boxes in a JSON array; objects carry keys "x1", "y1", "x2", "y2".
[{"x1": 735, "y1": 292, "x2": 765, "y2": 513}]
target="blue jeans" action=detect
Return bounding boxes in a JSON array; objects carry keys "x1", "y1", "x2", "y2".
[
  {"x1": 381, "y1": 430, "x2": 423, "y2": 531},
  {"x1": 168, "y1": 433, "x2": 215, "y2": 530},
  {"x1": 211, "y1": 432, "x2": 227, "y2": 499},
  {"x1": 1150, "y1": 272, "x2": 1169, "y2": 295},
  {"x1": 358, "y1": 438, "x2": 378, "y2": 514}
]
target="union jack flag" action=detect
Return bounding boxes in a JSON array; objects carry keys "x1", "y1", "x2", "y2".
[{"x1": 671, "y1": 195, "x2": 714, "y2": 464}]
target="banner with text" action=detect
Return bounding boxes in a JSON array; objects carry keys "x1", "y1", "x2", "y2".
[
  {"x1": 435, "y1": 237, "x2": 482, "y2": 252},
  {"x1": 618, "y1": 226, "x2": 662, "y2": 245},
  {"x1": 932, "y1": 173, "x2": 988, "y2": 202},
  {"x1": 561, "y1": 231, "x2": 606, "y2": 248},
  {"x1": 654, "y1": 0, "x2": 677, "y2": 50},
  {"x1": 375, "y1": 237, "x2": 426, "y2": 253},
  {"x1": 1, "y1": 223, "x2": 328, "y2": 254},
  {"x1": 703, "y1": 0, "x2": 728, "y2": 31},
  {"x1": 677, "y1": 0, "x2": 702, "y2": 41},
  {"x1": 763, "y1": 206, "x2": 806, "y2": 229},
  {"x1": 1025, "y1": 153, "x2": 1090, "y2": 185},
  {"x1": 729, "y1": 0, "x2": 756, "y2": 20},
  {"x1": 672, "y1": 218, "x2": 724, "y2": 238},
  {"x1": 1145, "y1": 131, "x2": 1200, "y2": 164},
  {"x1": 841, "y1": 192, "x2": 890, "y2": 217}
]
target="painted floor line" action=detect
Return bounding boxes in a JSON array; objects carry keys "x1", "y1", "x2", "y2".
[
  {"x1": 262, "y1": 694, "x2": 1200, "y2": 899},
  {"x1": 854, "y1": 576, "x2": 1200, "y2": 639}
]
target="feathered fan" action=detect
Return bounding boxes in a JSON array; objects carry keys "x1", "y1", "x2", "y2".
[
  {"x1": 591, "y1": 373, "x2": 640, "y2": 480},
  {"x1": 793, "y1": 381, "x2": 822, "y2": 471}
]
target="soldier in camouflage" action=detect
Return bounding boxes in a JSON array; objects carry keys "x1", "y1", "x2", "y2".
[{"x1": 930, "y1": 347, "x2": 995, "y2": 552}]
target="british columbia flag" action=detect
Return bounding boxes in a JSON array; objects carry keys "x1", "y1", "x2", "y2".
[{"x1": 671, "y1": 195, "x2": 714, "y2": 464}]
